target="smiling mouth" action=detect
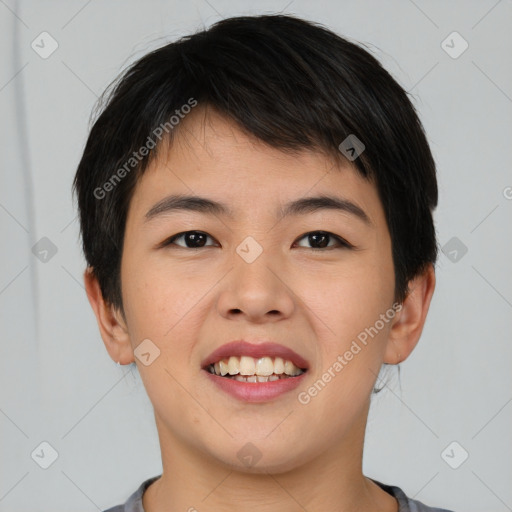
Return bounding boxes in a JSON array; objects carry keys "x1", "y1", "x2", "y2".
[{"x1": 205, "y1": 355, "x2": 307, "y2": 383}]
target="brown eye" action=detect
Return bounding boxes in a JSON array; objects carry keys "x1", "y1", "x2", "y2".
[
  {"x1": 294, "y1": 231, "x2": 352, "y2": 250},
  {"x1": 163, "y1": 231, "x2": 216, "y2": 249}
]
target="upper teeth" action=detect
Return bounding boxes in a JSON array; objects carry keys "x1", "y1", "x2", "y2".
[{"x1": 210, "y1": 356, "x2": 303, "y2": 377}]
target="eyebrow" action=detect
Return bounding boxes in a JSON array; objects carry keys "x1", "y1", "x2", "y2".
[{"x1": 144, "y1": 194, "x2": 371, "y2": 225}]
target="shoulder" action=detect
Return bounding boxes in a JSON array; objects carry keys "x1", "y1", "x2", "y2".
[
  {"x1": 374, "y1": 479, "x2": 455, "y2": 512},
  {"x1": 101, "y1": 475, "x2": 161, "y2": 512},
  {"x1": 102, "y1": 507, "x2": 125, "y2": 512}
]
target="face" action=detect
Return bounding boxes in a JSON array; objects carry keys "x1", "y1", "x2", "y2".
[{"x1": 116, "y1": 108, "x2": 397, "y2": 473}]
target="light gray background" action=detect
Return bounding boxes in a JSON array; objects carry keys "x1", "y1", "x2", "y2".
[{"x1": 1, "y1": 1, "x2": 511, "y2": 511}]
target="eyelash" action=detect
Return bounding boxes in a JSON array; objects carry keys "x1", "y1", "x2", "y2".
[{"x1": 160, "y1": 230, "x2": 353, "y2": 251}]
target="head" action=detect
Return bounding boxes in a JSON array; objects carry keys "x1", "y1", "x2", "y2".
[{"x1": 74, "y1": 14, "x2": 437, "y2": 473}]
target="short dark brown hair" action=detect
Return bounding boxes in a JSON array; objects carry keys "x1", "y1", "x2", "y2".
[{"x1": 73, "y1": 13, "x2": 438, "y2": 315}]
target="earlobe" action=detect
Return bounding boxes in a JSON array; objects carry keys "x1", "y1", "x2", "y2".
[
  {"x1": 384, "y1": 264, "x2": 436, "y2": 365},
  {"x1": 83, "y1": 267, "x2": 134, "y2": 365}
]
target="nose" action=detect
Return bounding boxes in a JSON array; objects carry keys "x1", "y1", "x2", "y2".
[{"x1": 216, "y1": 248, "x2": 295, "y2": 323}]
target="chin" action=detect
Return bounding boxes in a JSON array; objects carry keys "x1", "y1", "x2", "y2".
[{"x1": 206, "y1": 439, "x2": 311, "y2": 475}]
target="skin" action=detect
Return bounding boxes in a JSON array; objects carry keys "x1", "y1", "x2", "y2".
[{"x1": 85, "y1": 106, "x2": 435, "y2": 512}]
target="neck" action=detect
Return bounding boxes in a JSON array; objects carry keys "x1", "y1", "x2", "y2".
[{"x1": 142, "y1": 411, "x2": 397, "y2": 512}]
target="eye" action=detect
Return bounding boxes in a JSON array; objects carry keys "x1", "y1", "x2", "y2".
[
  {"x1": 162, "y1": 231, "x2": 217, "y2": 249},
  {"x1": 293, "y1": 231, "x2": 353, "y2": 250},
  {"x1": 159, "y1": 230, "x2": 352, "y2": 251}
]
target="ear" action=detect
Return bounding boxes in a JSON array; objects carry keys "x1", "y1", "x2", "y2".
[
  {"x1": 83, "y1": 267, "x2": 134, "y2": 365},
  {"x1": 383, "y1": 264, "x2": 436, "y2": 365}
]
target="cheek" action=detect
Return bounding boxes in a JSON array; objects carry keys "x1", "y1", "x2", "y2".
[
  {"x1": 117, "y1": 273, "x2": 169, "y2": 381},
  {"x1": 298, "y1": 257, "x2": 394, "y2": 336},
  {"x1": 121, "y1": 253, "x2": 199, "y2": 335},
  {"x1": 120, "y1": 258, "x2": 217, "y2": 397},
  {"x1": 120, "y1": 264, "x2": 202, "y2": 407},
  {"x1": 295, "y1": 256, "x2": 395, "y2": 396}
]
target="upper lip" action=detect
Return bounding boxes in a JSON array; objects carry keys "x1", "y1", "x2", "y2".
[{"x1": 201, "y1": 340, "x2": 310, "y2": 370}]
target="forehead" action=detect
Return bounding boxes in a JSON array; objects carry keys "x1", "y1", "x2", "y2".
[{"x1": 127, "y1": 107, "x2": 384, "y2": 227}]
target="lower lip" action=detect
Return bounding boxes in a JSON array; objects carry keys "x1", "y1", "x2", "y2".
[{"x1": 203, "y1": 370, "x2": 307, "y2": 403}]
